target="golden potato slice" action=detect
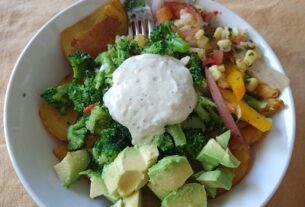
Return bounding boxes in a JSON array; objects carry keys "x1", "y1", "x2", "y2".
[
  {"x1": 39, "y1": 75, "x2": 78, "y2": 141},
  {"x1": 231, "y1": 146, "x2": 251, "y2": 186},
  {"x1": 53, "y1": 144, "x2": 68, "y2": 160},
  {"x1": 241, "y1": 125, "x2": 265, "y2": 145},
  {"x1": 61, "y1": 0, "x2": 128, "y2": 58},
  {"x1": 252, "y1": 82, "x2": 280, "y2": 99},
  {"x1": 216, "y1": 145, "x2": 251, "y2": 197},
  {"x1": 39, "y1": 101, "x2": 78, "y2": 141}
]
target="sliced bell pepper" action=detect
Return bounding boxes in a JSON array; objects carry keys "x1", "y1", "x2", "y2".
[
  {"x1": 221, "y1": 89, "x2": 272, "y2": 132},
  {"x1": 226, "y1": 64, "x2": 246, "y2": 101}
]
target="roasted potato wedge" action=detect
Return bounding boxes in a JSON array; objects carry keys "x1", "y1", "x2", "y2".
[
  {"x1": 241, "y1": 125, "x2": 265, "y2": 145},
  {"x1": 61, "y1": 0, "x2": 128, "y2": 58},
  {"x1": 53, "y1": 144, "x2": 68, "y2": 160},
  {"x1": 231, "y1": 146, "x2": 251, "y2": 186},
  {"x1": 39, "y1": 101, "x2": 78, "y2": 141},
  {"x1": 39, "y1": 75, "x2": 78, "y2": 141},
  {"x1": 252, "y1": 82, "x2": 280, "y2": 99}
]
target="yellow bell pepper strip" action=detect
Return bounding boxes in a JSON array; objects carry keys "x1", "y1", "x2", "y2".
[
  {"x1": 221, "y1": 89, "x2": 272, "y2": 132},
  {"x1": 226, "y1": 64, "x2": 246, "y2": 101}
]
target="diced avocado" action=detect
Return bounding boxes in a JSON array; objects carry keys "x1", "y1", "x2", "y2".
[
  {"x1": 104, "y1": 191, "x2": 121, "y2": 203},
  {"x1": 220, "y1": 148, "x2": 240, "y2": 168},
  {"x1": 54, "y1": 149, "x2": 90, "y2": 188},
  {"x1": 216, "y1": 130, "x2": 231, "y2": 149},
  {"x1": 123, "y1": 190, "x2": 143, "y2": 207},
  {"x1": 196, "y1": 168, "x2": 234, "y2": 190},
  {"x1": 205, "y1": 186, "x2": 217, "y2": 198},
  {"x1": 102, "y1": 147, "x2": 150, "y2": 197},
  {"x1": 138, "y1": 143, "x2": 159, "y2": 169},
  {"x1": 111, "y1": 199, "x2": 123, "y2": 207},
  {"x1": 196, "y1": 139, "x2": 226, "y2": 170},
  {"x1": 161, "y1": 183, "x2": 207, "y2": 207},
  {"x1": 148, "y1": 155, "x2": 193, "y2": 199},
  {"x1": 79, "y1": 170, "x2": 107, "y2": 198}
]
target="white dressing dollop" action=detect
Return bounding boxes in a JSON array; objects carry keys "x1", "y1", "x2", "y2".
[{"x1": 103, "y1": 54, "x2": 197, "y2": 145}]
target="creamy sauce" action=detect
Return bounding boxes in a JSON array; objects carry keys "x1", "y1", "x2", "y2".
[{"x1": 103, "y1": 54, "x2": 197, "y2": 145}]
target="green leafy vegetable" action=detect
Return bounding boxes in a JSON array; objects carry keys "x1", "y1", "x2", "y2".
[
  {"x1": 41, "y1": 84, "x2": 71, "y2": 114},
  {"x1": 67, "y1": 116, "x2": 88, "y2": 151},
  {"x1": 92, "y1": 122, "x2": 132, "y2": 166}
]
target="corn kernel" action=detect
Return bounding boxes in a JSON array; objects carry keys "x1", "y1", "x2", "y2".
[
  {"x1": 195, "y1": 29, "x2": 205, "y2": 40},
  {"x1": 217, "y1": 64, "x2": 225, "y2": 72},
  {"x1": 217, "y1": 76, "x2": 230, "y2": 89},
  {"x1": 236, "y1": 59, "x2": 248, "y2": 71},
  {"x1": 208, "y1": 65, "x2": 223, "y2": 81},
  {"x1": 197, "y1": 35, "x2": 209, "y2": 48},
  {"x1": 213, "y1": 27, "x2": 224, "y2": 40},
  {"x1": 197, "y1": 48, "x2": 205, "y2": 59},
  {"x1": 246, "y1": 77, "x2": 259, "y2": 92},
  {"x1": 244, "y1": 50, "x2": 258, "y2": 66},
  {"x1": 180, "y1": 56, "x2": 191, "y2": 66},
  {"x1": 134, "y1": 34, "x2": 148, "y2": 48},
  {"x1": 217, "y1": 39, "x2": 232, "y2": 52}
]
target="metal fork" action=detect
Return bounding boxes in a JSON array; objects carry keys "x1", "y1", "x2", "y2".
[{"x1": 128, "y1": 4, "x2": 154, "y2": 37}]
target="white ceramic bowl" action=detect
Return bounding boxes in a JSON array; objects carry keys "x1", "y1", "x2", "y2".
[{"x1": 4, "y1": 0, "x2": 295, "y2": 207}]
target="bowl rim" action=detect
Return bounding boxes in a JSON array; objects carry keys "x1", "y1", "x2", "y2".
[{"x1": 3, "y1": 0, "x2": 296, "y2": 206}]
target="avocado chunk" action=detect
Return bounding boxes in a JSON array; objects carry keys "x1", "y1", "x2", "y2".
[
  {"x1": 205, "y1": 186, "x2": 217, "y2": 198},
  {"x1": 196, "y1": 139, "x2": 226, "y2": 170},
  {"x1": 161, "y1": 183, "x2": 207, "y2": 207},
  {"x1": 111, "y1": 199, "x2": 123, "y2": 207},
  {"x1": 123, "y1": 190, "x2": 143, "y2": 207},
  {"x1": 216, "y1": 130, "x2": 231, "y2": 149},
  {"x1": 138, "y1": 143, "x2": 159, "y2": 169},
  {"x1": 148, "y1": 155, "x2": 193, "y2": 199},
  {"x1": 79, "y1": 170, "x2": 107, "y2": 198},
  {"x1": 196, "y1": 168, "x2": 235, "y2": 190},
  {"x1": 54, "y1": 149, "x2": 90, "y2": 188},
  {"x1": 104, "y1": 191, "x2": 121, "y2": 203},
  {"x1": 220, "y1": 148, "x2": 240, "y2": 168},
  {"x1": 103, "y1": 146, "x2": 158, "y2": 197}
]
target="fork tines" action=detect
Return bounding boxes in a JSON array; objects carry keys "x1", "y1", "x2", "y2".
[{"x1": 128, "y1": 6, "x2": 154, "y2": 37}]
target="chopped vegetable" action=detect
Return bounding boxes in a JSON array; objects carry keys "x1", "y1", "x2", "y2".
[{"x1": 221, "y1": 89, "x2": 272, "y2": 132}]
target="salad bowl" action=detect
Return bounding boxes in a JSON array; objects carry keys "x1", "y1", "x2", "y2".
[{"x1": 4, "y1": 0, "x2": 295, "y2": 206}]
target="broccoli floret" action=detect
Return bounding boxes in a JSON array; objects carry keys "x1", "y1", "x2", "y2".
[
  {"x1": 124, "y1": 0, "x2": 145, "y2": 10},
  {"x1": 67, "y1": 116, "x2": 88, "y2": 151},
  {"x1": 143, "y1": 22, "x2": 190, "y2": 55},
  {"x1": 187, "y1": 55, "x2": 208, "y2": 93},
  {"x1": 95, "y1": 39, "x2": 141, "y2": 90},
  {"x1": 92, "y1": 122, "x2": 132, "y2": 166},
  {"x1": 68, "y1": 51, "x2": 96, "y2": 81},
  {"x1": 85, "y1": 104, "x2": 112, "y2": 134},
  {"x1": 182, "y1": 114, "x2": 206, "y2": 131},
  {"x1": 153, "y1": 133, "x2": 175, "y2": 154},
  {"x1": 79, "y1": 169, "x2": 101, "y2": 178},
  {"x1": 41, "y1": 84, "x2": 71, "y2": 114},
  {"x1": 67, "y1": 76, "x2": 103, "y2": 113},
  {"x1": 166, "y1": 124, "x2": 187, "y2": 147},
  {"x1": 194, "y1": 96, "x2": 223, "y2": 131},
  {"x1": 184, "y1": 129, "x2": 208, "y2": 159}
]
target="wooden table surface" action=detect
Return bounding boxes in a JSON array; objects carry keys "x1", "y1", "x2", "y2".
[{"x1": 1, "y1": 0, "x2": 304, "y2": 206}]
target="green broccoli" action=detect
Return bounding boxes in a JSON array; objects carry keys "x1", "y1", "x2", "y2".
[
  {"x1": 124, "y1": 0, "x2": 145, "y2": 10},
  {"x1": 194, "y1": 96, "x2": 223, "y2": 130},
  {"x1": 67, "y1": 116, "x2": 88, "y2": 151},
  {"x1": 153, "y1": 133, "x2": 175, "y2": 155},
  {"x1": 67, "y1": 75, "x2": 103, "y2": 113},
  {"x1": 41, "y1": 84, "x2": 71, "y2": 114},
  {"x1": 143, "y1": 22, "x2": 190, "y2": 55},
  {"x1": 92, "y1": 122, "x2": 132, "y2": 166},
  {"x1": 187, "y1": 54, "x2": 208, "y2": 93},
  {"x1": 67, "y1": 51, "x2": 96, "y2": 81},
  {"x1": 183, "y1": 129, "x2": 208, "y2": 159},
  {"x1": 182, "y1": 114, "x2": 206, "y2": 131},
  {"x1": 166, "y1": 124, "x2": 187, "y2": 147},
  {"x1": 94, "y1": 38, "x2": 141, "y2": 90},
  {"x1": 85, "y1": 104, "x2": 112, "y2": 134}
]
